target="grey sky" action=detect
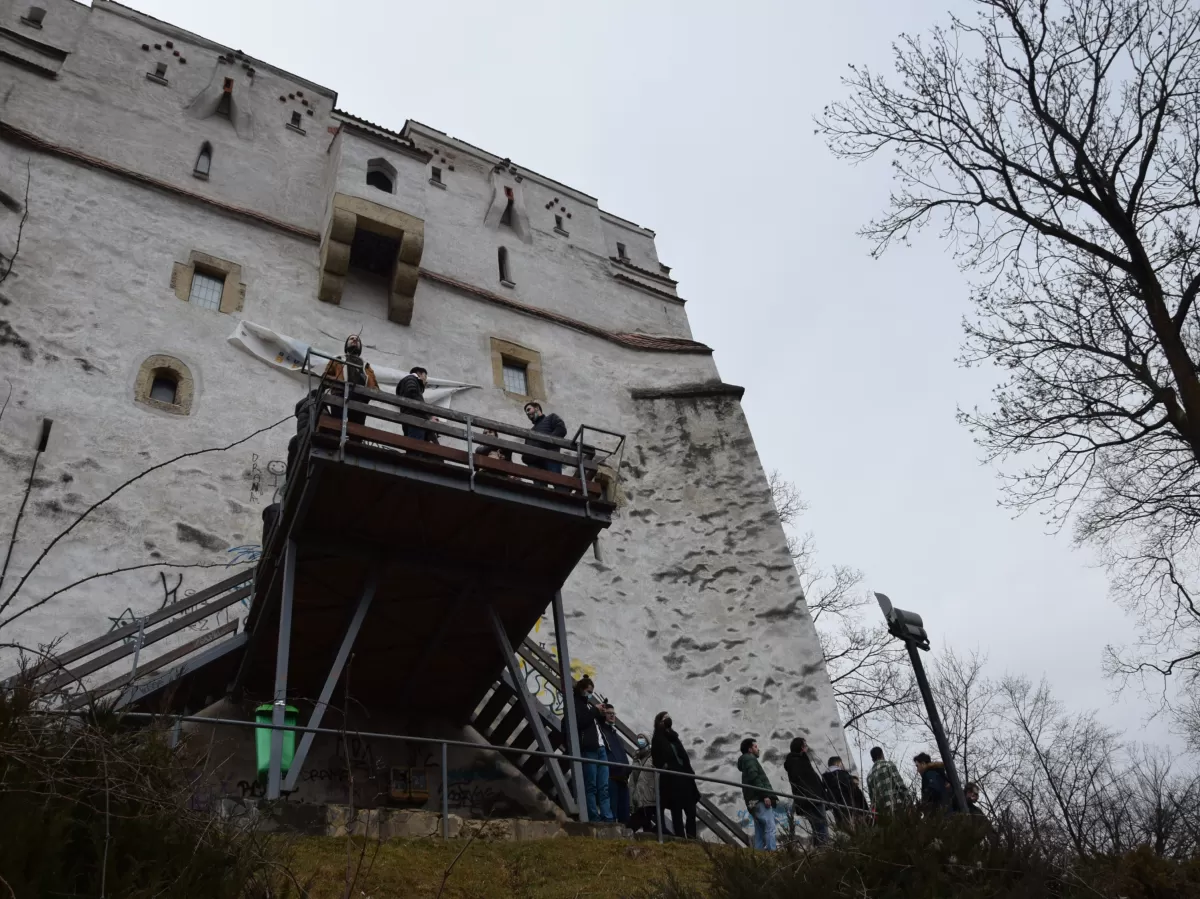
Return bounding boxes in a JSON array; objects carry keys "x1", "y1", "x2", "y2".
[{"x1": 122, "y1": 0, "x2": 1171, "y2": 744}]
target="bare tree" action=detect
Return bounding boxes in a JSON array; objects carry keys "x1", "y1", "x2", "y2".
[
  {"x1": 820, "y1": 0, "x2": 1200, "y2": 691},
  {"x1": 768, "y1": 471, "x2": 917, "y2": 742}
]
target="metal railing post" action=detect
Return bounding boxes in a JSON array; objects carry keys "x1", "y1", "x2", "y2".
[
  {"x1": 128, "y1": 617, "x2": 147, "y2": 682},
  {"x1": 339, "y1": 377, "x2": 350, "y2": 458},
  {"x1": 464, "y1": 415, "x2": 475, "y2": 490},
  {"x1": 441, "y1": 741, "x2": 449, "y2": 839},
  {"x1": 655, "y1": 770, "x2": 663, "y2": 844}
]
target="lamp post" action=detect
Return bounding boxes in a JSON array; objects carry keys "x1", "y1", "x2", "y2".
[{"x1": 874, "y1": 592, "x2": 967, "y2": 814}]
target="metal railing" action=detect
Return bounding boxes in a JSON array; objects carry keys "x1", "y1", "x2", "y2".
[
  {"x1": 297, "y1": 348, "x2": 626, "y2": 507},
  {"x1": 114, "y1": 711, "x2": 875, "y2": 845}
]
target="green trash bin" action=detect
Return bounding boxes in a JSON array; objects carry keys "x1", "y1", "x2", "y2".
[{"x1": 255, "y1": 703, "x2": 299, "y2": 783}]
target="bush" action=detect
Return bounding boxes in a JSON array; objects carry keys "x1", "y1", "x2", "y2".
[
  {"x1": 637, "y1": 812, "x2": 1200, "y2": 899},
  {"x1": 0, "y1": 687, "x2": 304, "y2": 898}
]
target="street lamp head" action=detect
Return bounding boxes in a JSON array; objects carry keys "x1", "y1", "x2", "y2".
[{"x1": 874, "y1": 591, "x2": 931, "y2": 651}]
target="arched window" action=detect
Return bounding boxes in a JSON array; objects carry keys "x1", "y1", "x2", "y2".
[
  {"x1": 135, "y1": 355, "x2": 194, "y2": 415},
  {"x1": 498, "y1": 246, "x2": 511, "y2": 285},
  {"x1": 194, "y1": 142, "x2": 212, "y2": 179},
  {"x1": 366, "y1": 157, "x2": 396, "y2": 194}
]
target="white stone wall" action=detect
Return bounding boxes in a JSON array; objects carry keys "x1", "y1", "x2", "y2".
[{"x1": 0, "y1": 0, "x2": 847, "y2": 826}]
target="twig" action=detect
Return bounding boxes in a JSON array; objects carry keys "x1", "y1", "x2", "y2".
[
  {"x1": 100, "y1": 746, "x2": 111, "y2": 898},
  {"x1": 0, "y1": 415, "x2": 289, "y2": 618},
  {"x1": 434, "y1": 813, "x2": 490, "y2": 899},
  {"x1": 0, "y1": 424, "x2": 44, "y2": 598},
  {"x1": 0, "y1": 872, "x2": 15, "y2": 899},
  {"x1": 0, "y1": 160, "x2": 31, "y2": 287}
]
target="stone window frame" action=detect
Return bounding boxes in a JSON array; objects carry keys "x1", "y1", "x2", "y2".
[
  {"x1": 170, "y1": 251, "x2": 245, "y2": 314},
  {"x1": 134, "y1": 354, "x2": 195, "y2": 415},
  {"x1": 319, "y1": 192, "x2": 424, "y2": 326},
  {"x1": 489, "y1": 338, "x2": 545, "y2": 402}
]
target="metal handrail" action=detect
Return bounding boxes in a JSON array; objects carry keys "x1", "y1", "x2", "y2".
[
  {"x1": 105, "y1": 711, "x2": 876, "y2": 843},
  {"x1": 296, "y1": 348, "x2": 622, "y2": 498}
]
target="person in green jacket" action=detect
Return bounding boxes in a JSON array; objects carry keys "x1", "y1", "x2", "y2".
[{"x1": 738, "y1": 738, "x2": 778, "y2": 850}]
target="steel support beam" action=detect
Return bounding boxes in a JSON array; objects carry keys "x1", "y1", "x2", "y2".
[
  {"x1": 488, "y1": 605, "x2": 577, "y2": 816},
  {"x1": 266, "y1": 538, "x2": 297, "y2": 800},
  {"x1": 282, "y1": 566, "x2": 379, "y2": 793},
  {"x1": 552, "y1": 590, "x2": 588, "y2": 821}
]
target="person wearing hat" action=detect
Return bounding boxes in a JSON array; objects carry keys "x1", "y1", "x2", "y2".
[{"x1": 320, "y1": 334, "x2": 378, "y2": 437}]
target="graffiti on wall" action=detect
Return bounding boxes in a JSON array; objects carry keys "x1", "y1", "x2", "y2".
[
  {"x1": 248, "y1": 454, "x2": 286, "y2": 502},
  {"x1": 517, "y1": 616, "x2": 597, "y2": 715}
]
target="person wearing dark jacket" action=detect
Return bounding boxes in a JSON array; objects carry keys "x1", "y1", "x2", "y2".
[
  {"x1": 822, "y1": 756, "x2": 863, "y2": 832},
  {"x1": 395, "y1": 366, "x2": 438, "y2": 443},
  {"x1": 651, "y1": 710, "x2": 699, "y2": 839},
  {"x1": 321, "y1": 334, "x2": 377, "y2": 439},
  {"x1": 738, "y1": 738, "x2": 778, "y2": 851},
  {"x1": 569, "y1": 677, "x2": 613, "y2": 823},
  {"x1": 599, "y1": 703, "x2": 632, "y2": 823},
  {"x1": 914, "y1": 752, "x2": 953, "y2": 815},
  {"x1": 521, "y1": 401, "x2": 567, "y2": 474},
  {"x1": 286, "y1": 388, "x2": 321, "y2": 480},
  {"x1": 783, "y1": 737, "x2": 830, "y2": 845}
]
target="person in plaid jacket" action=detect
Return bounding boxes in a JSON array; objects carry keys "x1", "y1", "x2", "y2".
[{"x1": 867, "y1": 746, "x2": 911, "y2": 819}]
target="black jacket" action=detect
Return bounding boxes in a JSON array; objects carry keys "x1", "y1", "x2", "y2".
[
  {"x1": 599, "y1": 722, "x2": 630, "y2": 781},
  {"x1": 570, "y1": 693, "x2": 603, "y2": 752},
  {"x1": 784, "y1": 750, "x2": 828, "y2": 815},
  {"x1": 651, "y1": 728, "x2": 699, "y2": 807},
  {"x1": 524, "y1": 412, "x2": 567, "y2": 460},
  {"x1": 822, "y1": 767, "x2": 859, "y2": 816},
  {"x1": 920, "y1": 763, "x2": 953, "y2": 812},
  {"x1": 395, "y1": 373, "x2": 430, "y2": 419}
]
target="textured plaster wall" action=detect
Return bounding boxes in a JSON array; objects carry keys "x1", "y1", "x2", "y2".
[{"x1": 0, "y1": 0, "x2": 847, "y2": 824}]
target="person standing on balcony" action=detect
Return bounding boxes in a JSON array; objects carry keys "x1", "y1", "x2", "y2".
[
  {"x1": 570, "y1": 677, "x2": 613, "y2": 823},
  {"x1": 320, "y1": 334, "x2": 378, "y2": 436},
  {"x1": 599, "y1": 703, "x2": 632, "y2": 824},
  {"x1": 395, "y1": 366, "x2": 438, "y2": 444},
  {"x1": 522, "y1": 401, "x2": 567, "y2": 475},
  {"x1": 652, "y1": 710, "x2": 699, "y2": 839}
]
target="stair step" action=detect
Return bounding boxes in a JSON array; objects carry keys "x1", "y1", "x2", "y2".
[{"x1": 490, "y1": 705, "x2": 528, "y2": 745}]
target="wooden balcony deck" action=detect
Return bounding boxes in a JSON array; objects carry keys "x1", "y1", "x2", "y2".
[{"x1": 233, "y1": 382, "x2": 622, "y2": 722}]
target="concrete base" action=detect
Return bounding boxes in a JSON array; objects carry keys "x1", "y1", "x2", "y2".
[{"x1": 238, "y1": 802, "x2": 638, "y2": 842}]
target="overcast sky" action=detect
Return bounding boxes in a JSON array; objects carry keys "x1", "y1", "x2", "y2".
[{"x1": 122, "y1": 0, "x2": 1177, "y2": 746}]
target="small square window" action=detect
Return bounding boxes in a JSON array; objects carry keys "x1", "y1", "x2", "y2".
[
  {"x1": 555, "y1": 215, "x2": 563, "y2": 229},
  {"x1": 616, "y1": 242, "x2": 628, "y2": 260},
  {"x1": 22, "y1": 6, "x2": 45, "y2": 27},
  {"x1": 155, "y1": 62, "x2": 167, "y2": 77},
  {"x1": 431, "y1": 166, "x2": 442, "y2": 183},
  {"x1": 290, "y1": 111, "x2": 302, "y2": 127},
  {"x1": 502, "y1": 360, "x2": 528, "y2": 396},
  {"x1": 188, "y1": 270, "x2": 225, "y2": 311}
]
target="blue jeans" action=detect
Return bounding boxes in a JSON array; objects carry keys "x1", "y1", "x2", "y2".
[
  {"x1": 525, "y1": 456, "x2": 563, "y2": 475},
  {"x1": 752, "y1": 800, "x2": 777, "y2": 851},
  {"x1": 402, "y1": 424, "x2": 435, "y2": 443},
  {"x1": 798, "y1": 804, "x2": 830, "y2": 845},
  {"x1": 582, "y1": 748, "x2": 613, "y2": 822}
]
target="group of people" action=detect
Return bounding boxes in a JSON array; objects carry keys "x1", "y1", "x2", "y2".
[
  {"x1": 295, "y1": 334, "x2": 571, "y2": 476},
  {"x1": 569, "y1": 677, "x2": 702, "y2": 838},
  {"x1": 743, "y1": 741, "x2": 990, "y2": 850}
]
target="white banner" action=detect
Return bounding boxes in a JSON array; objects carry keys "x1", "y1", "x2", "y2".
[{"x1": 227, "y1": 321, "x2": 477, "y2": 407}]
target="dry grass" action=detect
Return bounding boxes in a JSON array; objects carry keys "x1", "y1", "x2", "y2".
[{"x1": 290, "y1": 835, "x2": 715, "y2": 899}]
